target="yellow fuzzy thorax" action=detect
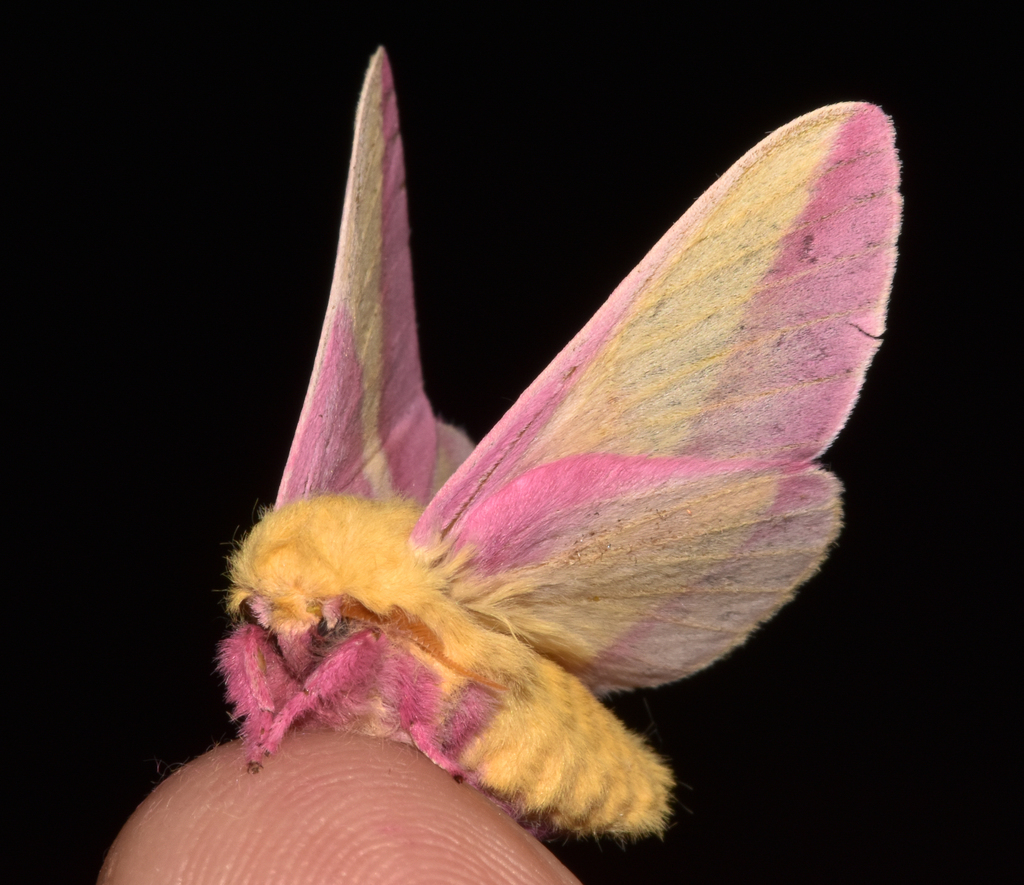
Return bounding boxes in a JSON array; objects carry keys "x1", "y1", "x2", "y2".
[{"x1": 229, "y1": 496, "x2": 442, "y2": 633}]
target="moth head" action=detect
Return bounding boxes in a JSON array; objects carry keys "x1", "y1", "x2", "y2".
[{"x1": 227, "y1": 495, "x2": 429, "y2": 635}]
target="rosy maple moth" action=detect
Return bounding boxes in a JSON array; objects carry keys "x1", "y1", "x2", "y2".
[{"x1": 217, "y1": 48, "x2": 901, "y2": 838}]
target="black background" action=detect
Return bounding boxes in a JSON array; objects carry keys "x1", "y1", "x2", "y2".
[{"x1": 13, "y1": 9, "x2": 1010, "y2": 883}]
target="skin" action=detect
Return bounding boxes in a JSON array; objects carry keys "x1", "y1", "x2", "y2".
[{"x1": 98, "y1": 732, "x2": 580, "y2": 885}]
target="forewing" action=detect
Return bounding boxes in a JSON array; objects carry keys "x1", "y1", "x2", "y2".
[
  {"x1": 414, "y1": 103, "x2": 899, "y2": 541},
  {"x1": 277, "y1": 50, "x2": 471, "y2": 507},
  {"x1": 413, "y1": 103, "x2": 899, "y2": 689}
]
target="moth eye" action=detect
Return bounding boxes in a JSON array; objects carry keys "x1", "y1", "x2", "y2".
[{"x1": 313, "y1": 617, "x2": 352, "y2": 644}]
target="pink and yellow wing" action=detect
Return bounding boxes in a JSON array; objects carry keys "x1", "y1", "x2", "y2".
[
  {"x1": 414, "y1": 103, "x2": 900, "y2": 690},
  {"x1": 276, "y1": 49, "x2": 472, "y2": 509}
]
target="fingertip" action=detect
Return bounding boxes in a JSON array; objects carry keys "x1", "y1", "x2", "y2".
[{"x1": 100, "y1": 732, "x2": 580, "y2": 884}]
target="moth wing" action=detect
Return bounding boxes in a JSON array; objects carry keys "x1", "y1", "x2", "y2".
[
  {"x1": 413, "y1": 103, "x2": 900, "y2": 690},
  {"x1": 277, "y1": 49, "x2": 471, "y2": 508},
  {"x1": 436, "y1": 454, "x2": 841, "y2": 692}
]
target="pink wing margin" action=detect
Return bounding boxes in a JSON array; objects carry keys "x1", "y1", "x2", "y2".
[
  {"x1": 276, "y1": 49, "x2": 471, "y2": 508},
  {"x1": 412, "y1": 104, "x2": 900, "y2": 690}
]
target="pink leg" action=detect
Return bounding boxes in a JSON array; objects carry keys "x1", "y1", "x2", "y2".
[
  {"x1": 261, "y1": 630, "x2": 383, "y2": 754},
  {"x1": 218, "y1": 625, "x2": 292, "y2": 765},
  {"x1": 380, "y1": 653, "x2": 470, "y2": 777}
]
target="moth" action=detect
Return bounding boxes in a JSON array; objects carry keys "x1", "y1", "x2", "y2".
[{"x1": 218, "y1": 48, "x2": 900, "y2": 838}]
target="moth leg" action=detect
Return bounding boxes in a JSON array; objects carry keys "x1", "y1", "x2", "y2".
[
  {"x1": 262, "y1": 629, "x2": 383, "y2": 753},
  {"x1": 374, "y1": 649, "x2": 465, "y2": 776},
  {"x1": 218, "y1": 624, "x2": 288, "y2": 766}
]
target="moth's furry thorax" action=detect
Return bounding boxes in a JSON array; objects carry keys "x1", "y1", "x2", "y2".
[{"x1": 228, "y1": 496, "x2": 437, "y2": 632}]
